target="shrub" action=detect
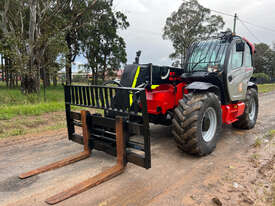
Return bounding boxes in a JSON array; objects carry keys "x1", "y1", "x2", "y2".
[{"x1": 253, "y1": 73, "x2": 271, "y2": 84}]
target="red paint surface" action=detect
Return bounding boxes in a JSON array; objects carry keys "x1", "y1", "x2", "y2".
[
  {"x1": 243, "y1": 37, "x2": 255, "y2": 55},
  {"x1": 146, "y1": 83, "x2": 187, "y2": 115},
  {"x1": 145, "y1": 81, "x2": 245, "y2": 125},
  {"x1": 221, "y1": 102, "x2": 245, "y2": 124}
]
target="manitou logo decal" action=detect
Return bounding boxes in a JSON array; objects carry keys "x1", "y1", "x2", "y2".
[{"x1": 239, "y1": 82, "x2": 243, "y2": 92}]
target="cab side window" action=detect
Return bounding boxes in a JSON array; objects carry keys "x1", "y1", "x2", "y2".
[
  {"x1": 244, "y1": 44, "x2": 252, "y2": 67},
  {"x1": 231, "y1": 43, "x2": 244, "y2": 69}
]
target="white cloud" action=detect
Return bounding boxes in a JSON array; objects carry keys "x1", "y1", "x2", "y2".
[
  {"x1": 199, "y1": 0, "x2": 275, "y2": 46},
  {"x1": 79, "y1": 0, "x2": 275, "y2": 68},
  {"x1": 115, "y1": 0, "x2": 149, "y2": 13},
  {"x1": 137, "y1": 0, "x2": 273, "y2": 65},
  {"x1": 114, "y1": 0, "x2": 182, "y2": 65}
]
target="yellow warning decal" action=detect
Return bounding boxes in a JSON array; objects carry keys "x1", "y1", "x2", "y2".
[
  {"x1": 151, "y1": 85, "x2": 160, "y2": 90},
  {"x1": 129, "y1": 66, "x2": 141, "y2": 106}
]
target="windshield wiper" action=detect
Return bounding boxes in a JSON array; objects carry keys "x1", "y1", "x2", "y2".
[
  {"x1": 188, "y1": 56, "x2": 207, "y2": 72},
  {"x1": 191, "y1": 70, "x2": 208, "y2": 73}
]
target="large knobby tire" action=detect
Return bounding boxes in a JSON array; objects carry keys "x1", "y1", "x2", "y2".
[
  {"x1": 171, "y1": 92, "x2": 222, "y2": 156},
  {"x1": 232, "y1": 88, "x2": 258, "y2": 129}
]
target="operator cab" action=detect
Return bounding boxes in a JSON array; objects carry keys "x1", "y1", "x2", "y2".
[
  {"x1": 226, "y1": 37, "x2": 254, "y2": 101},
  {"x1": 183, "y1": 31, "x2": 255, "y2": 104}
]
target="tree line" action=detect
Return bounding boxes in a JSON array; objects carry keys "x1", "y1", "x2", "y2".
[
  {"x1": 0, "y1": 0, "x2": 129, "y2": 93},
  {"x1": 253, "y1": 43, "x2": 275, "y2": 81},
  {"x1": 1, "y1": 0, "x2": 274, "y2": 95}
]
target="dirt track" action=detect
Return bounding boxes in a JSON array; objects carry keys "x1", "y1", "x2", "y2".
[{"x1": 0, "y1": 91, "x2": 275, "y2": 206}]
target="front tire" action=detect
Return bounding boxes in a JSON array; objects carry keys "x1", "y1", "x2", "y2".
[
  {"x1": 232, "y1": 88, "x2": 258, "y2": 129},
  {"x1": 171, "y1": 92, "x2": 222, "y2": 156}
]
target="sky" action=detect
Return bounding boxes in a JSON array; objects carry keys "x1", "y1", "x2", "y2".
[{"x1": 74, "y1": 0, "x2": 275, "y2": 70}]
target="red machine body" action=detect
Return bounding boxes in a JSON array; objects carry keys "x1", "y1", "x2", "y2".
[
  {"x1": 221, "y1": 103, "x2": 245, "y2": 124},
  {"x1": 146, "y1": 83, "x2": 187, "y2": 115},
  {"x1": 145, "y1": 81, "x2": 245, "y2": 124}
]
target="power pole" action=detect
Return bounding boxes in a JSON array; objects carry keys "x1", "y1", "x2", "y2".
[{"x1": 233, "y1": 13, "x2": 237, "y2": 34}]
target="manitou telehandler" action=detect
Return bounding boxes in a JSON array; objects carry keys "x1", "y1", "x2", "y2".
[{"x1": 19, "y1": 31, "x2": 258, "y2": 204}]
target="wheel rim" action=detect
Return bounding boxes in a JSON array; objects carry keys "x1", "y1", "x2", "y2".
[
  {"x1": 248, "y1": 97, "x2": 256, "y2": 120},
  {"x1": 201, "y1": 107, "x2": 217, "y2": 142}
]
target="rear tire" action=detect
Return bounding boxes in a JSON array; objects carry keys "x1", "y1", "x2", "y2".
[
  {"x1": 232, "y1": 88, "x2": 258, "y2": 129},
  {"x1": 171, "y1": 92, "x2": 222, "y2": 156}
]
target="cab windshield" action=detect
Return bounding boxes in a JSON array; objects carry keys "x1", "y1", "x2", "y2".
[{"x1": 185, "y1": 40, "x2": 229, "y2": 73}]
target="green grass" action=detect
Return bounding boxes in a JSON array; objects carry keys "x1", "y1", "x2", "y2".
[
  {"x1": 264, "y1": 129, "x2": 275, "y2": 140},
  {"x1": 0, "y1": 83, "x2": 64, "y2": 105},
  {"x1": 0, "y1": 83, "x2": 65, "y2": 120},
  {"x1": 0, "y1": 82, "x2": 275, "y2": 120},
  {"x1": 258, "y1": 84, "x2": 275, "y2": 94},
  {"x1": 0, "y1": 102, "x2": 65, "y2": 120},
  {"x1": 0, "y1": 112, "x2": 66, "y2": 139},
  {"x1": 9, "y1": 128, "x2": 26, "y2": 136},
  {"x1": 254, "y1": 137, "x2": 262, "y2": 147}
]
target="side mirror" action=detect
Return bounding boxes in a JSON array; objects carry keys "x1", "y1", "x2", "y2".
[{"x1": 236, "y1": 42, "x2": 245, "y2": 52}]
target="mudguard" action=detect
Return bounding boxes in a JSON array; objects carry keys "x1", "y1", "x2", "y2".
[
  {"x1": 248, "y1": 81, "x2": 258, "y2": 91},
  {"x1": 186, "y1": 81, "x2": 220, "y2": 95}
]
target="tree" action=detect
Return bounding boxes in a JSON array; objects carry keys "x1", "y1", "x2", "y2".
[
  {"x1": 254, "y1": 43, "x2": 274, "y2": 77},
  {"x1": 0, "y1": 0, "x2": 129, "y2": 91},
  {"x1": 272, "y1": 43, "x2": 275, "y2": 78},
  {"x1": 163, "y1": 0, "x2": 225, "y2": 67},
  {"x1": 0, "y1": 0, "x2": 23, "y2": 88},
  {"x1": 80, "y1": 0, "x2": 129, "y2": 84},
  {"x1": 60, "y1": 0, "x2": 98, "y2": 85},
  {"x1": 0, "y1": 0, "x2": 99, "y2": 91},
  {"x1": 0, "y1": 0, "x2": 68, "y2": 93}
]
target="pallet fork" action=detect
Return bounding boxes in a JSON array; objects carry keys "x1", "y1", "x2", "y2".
[
  {"x1": 19, "y1": 85, "x2": 151, "y2": 205},
  {"x1": 19, "y1": 111, "x2": 126, "y2": 205}
]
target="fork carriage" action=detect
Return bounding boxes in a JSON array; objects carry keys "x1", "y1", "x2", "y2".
[
  {"x1": 19, "y1": 85, "x2": 151, "y2": 205},
  {"x1": 65, "y1": 85, "x2": 151, "y2": 169}
]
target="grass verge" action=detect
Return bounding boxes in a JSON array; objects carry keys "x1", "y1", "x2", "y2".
[
  {"x1": 0, "y1": 112, "x2": 66, "y2": 139},
  {"x1": 0, "y1": 83, "x2": 274, "y2": 130},
  {"x1": 258, "y1": 84, "x2": 275, "y2": 94},
  {"x1": 0, "y1": 102, "x2": 64, "y2": 120}
]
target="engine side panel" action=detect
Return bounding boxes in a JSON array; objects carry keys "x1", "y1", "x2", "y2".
[{"x1": 146, "y1": 83, "x2": 187, "y2": 115}]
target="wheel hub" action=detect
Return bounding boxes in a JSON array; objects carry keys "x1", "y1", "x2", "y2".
[
  {"x1": 248, "y1": 97, "x2": 256, "y2": 120},
  {"x1": 202, "y1": 107, "x2": 217, "y2": 142}
]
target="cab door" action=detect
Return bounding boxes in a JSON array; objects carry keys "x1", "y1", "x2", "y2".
[{"x1": 227, "y1": 40, "x2": 251, "y2": 101}]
